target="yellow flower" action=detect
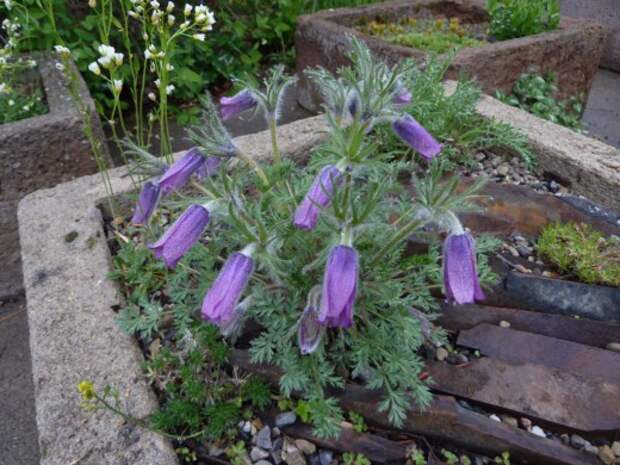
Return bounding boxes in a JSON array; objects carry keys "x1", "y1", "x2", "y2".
[{"x1": 78, "y1": 380, "x2": 95, "y2": 401}]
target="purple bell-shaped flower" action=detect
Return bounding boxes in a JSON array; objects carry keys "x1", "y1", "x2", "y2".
[
  {"x1": 294, "y1": 165, "x2": 342, "y2": 231},
  {"x1": 149, "y1": 204, "x2": 210, "y2": 268},
  {"x1": 159, "y1": 147, "x2": 206, "y2": 195},
  {"x1": 131, "y1": 181, "x2": 161, "y2": 225},
  {"x1": 443, "y1": 232, "x2": 485, "y2": 304},
  {"x1": 201, "y1": 250, "x2": 254, "y2": 327},
  {"x1": 318, "y1": 245, "x2": 358, "y2": 328},
  {"x1": 393, "y1": 83, "x2": 412, "y2": 105},
  {"x1": 298, "y1": 305, "x2": 322, "y2": 355},
  {"x1": 392, "y1": 114, "x2": 442, "y2": 160},
  {"x1": 220, "y1": 89, "x2": 258, "y2": 121}
]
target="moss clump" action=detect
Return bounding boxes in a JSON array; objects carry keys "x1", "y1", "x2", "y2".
[
  {"x1": 359, "y1": 17, "x2": 486, "y2": 54},
  {"x1": 536, "y1": 223, "x2": 620, "y2": 287}
]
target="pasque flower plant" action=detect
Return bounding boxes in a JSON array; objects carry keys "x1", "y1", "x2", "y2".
[{"x1": 124, "y1": 36, "x2": 491, "y2": 439}]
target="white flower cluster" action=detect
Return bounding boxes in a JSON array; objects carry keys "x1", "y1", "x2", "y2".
[
  {"x1": 88, "y1": 44, "x2": 124, "y2": 76},
  {"x1": 127, "y1": 1, "x2": 215, "y2": 35}
]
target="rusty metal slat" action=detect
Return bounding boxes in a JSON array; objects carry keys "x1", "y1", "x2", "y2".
[
  {"x1": 457, "y1": 323, "x2": 620, "y2": 384},
  {"x1": 438, "y1": 303, "x2": 620, "y2": 349},
  {"x1": 428, "y1": 358, "x2": 620, "y2": 433}
]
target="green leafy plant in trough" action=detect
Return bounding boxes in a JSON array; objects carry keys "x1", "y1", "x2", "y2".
[
  {"x1": 487, "y1": 0, "x2": 560, "y2": 40},
  {"x1": 342, "y1": 452, "x2": 371, "y2": 465},
  {"x1": 359, "y1": 17, "x2": 485, "y2": 54},
  {"x1": 537, "y1": 223, "x2": 620, "y2": 286},
  {"x1": 495, "y1": 72, "x2": 583, "y2": 130}
]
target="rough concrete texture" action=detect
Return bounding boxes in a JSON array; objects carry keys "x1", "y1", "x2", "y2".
[
  {"x1": 295, "y1": 0, "x2": 605, "y2": 111},
  {"x1": 582, "y1": 69, "x2": 620, "y2": 149},
  {"x1": 17, "y1": 114, "x2": 326, "y2": 465},
  {"x1": 0, "y1": 52, "x2": 108, "y2": 300},
  {"x1": 0, "y1": 299, "x2": 40, "y2": 465},
  {"x1": 473, "y1": 87, "x2": 620, "y2": 212},
  {"x1": 560, "y1": 0, "x2": 620, "y2": 72}
]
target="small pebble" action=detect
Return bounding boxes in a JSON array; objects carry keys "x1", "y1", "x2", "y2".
[
  {"x1": 599, "y1": 445, "x2": 615, "y2": 465},
  {"x1": 436, "y1": 347, "x2": 449, "y2": 361},
  {"x1": 606, "y1": 342, "x2": 620, "y2": 353},
  {"x1": 611, "y1": 441, "x2": 620, "y2": 457},
  {"x1": 275, "y1": 412, "x2": 297, "y2": 428},
  {"x1": 251, "y1": 447, "x2": 270, "y2": 461},
  {"x1": 284, "y1": 448, "x2": 307, "y2": 465},
  {"x1": 514, "y1": 264, "x2": 531, "y2": 274},
  {"x1": 256, "y1": 461, "x2": 274, "y2": 465},
  {"x1": 570, "y1": 434, "x2": 588, "y2": 449},
  {"x1": 499, "y1": 320, "x2": 511, "y2": 328},
  {"x1": 295, "y1": 439, "x2": 316, "y2": 455},
  {"x1": 519, "y1": 417, "x2": 532, "y2": 431},
  {"x1": 256, "y1": 426, "x2": 272, "y2": 450},
  {"x1": 499, "y1": 415, "x2": 518, "y2": 428},
  {"x1": 319, "y1": 450, "x2": 334, "y2": 465},
  {"x1": 584, "y1": 443, "x2": 599, "y2": 455},
  {"x1": 531, "y1": 426, "x2": 546, "y2": 438},
  {"x1": 447, "y1": 352, "x2": 469, "y2": 365},
  {"x1": 489, "y1": 414, "x2": 501, "y2": 422}
]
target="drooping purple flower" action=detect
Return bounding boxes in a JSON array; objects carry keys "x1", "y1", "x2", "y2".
[
  {"x1": 220, "y1": 89, "x2": 258, "y2": 121},
  {"x1": 294, "y1": 165, "x2": 343, "y2": 231},
  {"x1": 393, "y1": 83, "x2": 412, "y2": 105},
  {"x1": 318, "y1": 245, "x2": 358, "y2": 328},
  {"x1": 298, "y1": 306, "x2": 322, "y2": 355},
  {"x1": 196, "y1": 156, "x2": 221, "y2": 181},
  {"x1": 149, "y1": 204, "x2": 210, "y2": 268},
  {"x1": 201, "y1": 252, "x2": 254, "y2": 327},
  {"x1": 131, "y1": 181, "x2": 161, "y2": 225},
  {"x1": 443, "y1": 232, "x2": 486, "y2": 305},
  {"x1": 392, "y1": 114, "x2": 442, "y2": 160},
  {"x1": 158, "y1": 147, "x2": 206, "y2": 195}
]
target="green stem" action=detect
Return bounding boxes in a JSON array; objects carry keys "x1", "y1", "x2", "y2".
[
  {"x1": 368, "y1": 218, "x2": 423, "y2": 267},
  {"x1": 237, "y1": 151, "x2": 269, "y2": 186},
  {"x1": 269, "y1": 118, "x2": 280, "y2": 163}
]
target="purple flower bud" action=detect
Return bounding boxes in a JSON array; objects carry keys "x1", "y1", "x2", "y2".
[
  {"x1": 201, "y1": 252, "x2": 254, "y2": 327},
  {"x1": 392, "y1": 114, "x2": 442, "y2": 160},
  {"x1": 393, "y1": 84, "x2": 412, "y2": 105},
  {"x1": 294, "y1": 165, "x2": 342, "y2": 231},
  {"x1": 196, "y1": 156, "x2": 221, "y2": 181},
  {"x1": 443, "y1": 232, "x2": 486, "y2": 304},
  {"x1": 319, "y1": 245, "x2": 358, "y2": 328},
  {"x1": 149, "y1": 204, "x2": 210, "y2": 268},
  {"x1": 298, "y1": 306, "x2": 322, "y2": 355},
  {"x1": 159, "y1": 147, "x2": 206, "y2": 195},
  {"x1": 131, "y1": 181, "x2": 161, "y2": 225},
  {"x1": 220, "y1": 89, "x2": 258, "y2": 121}
]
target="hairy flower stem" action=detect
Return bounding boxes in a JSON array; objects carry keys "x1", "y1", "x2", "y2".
[
  {"x1": 237, "y1": 151, "x2": 269, "y2": 185},
  {"x1": 369, "y1": 218, "x2": 424, "y2": 267},
  {"x1": 269, "y1": 119, "x2": 281, "y2": 163}
]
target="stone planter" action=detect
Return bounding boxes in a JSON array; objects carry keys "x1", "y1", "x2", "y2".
[
  {"x1": 0, "y1": 52, "x2": 108, "y2": 299},
  {"x1": 18, "y1": 92, "x2": 619, "y2": 465},
  {"x1": 295, "y1": 0, "x2": 606, "y2": 112}
]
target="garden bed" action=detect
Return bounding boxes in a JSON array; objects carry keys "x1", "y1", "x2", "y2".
[
  {"x1": 19, "y1": 85, "x2": 620, "y2": 465},
  {"x1": 295, "y1": 0, "x2": 605, "y2": 111}
]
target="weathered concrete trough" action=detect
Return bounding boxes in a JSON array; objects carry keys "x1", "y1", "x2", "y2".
[
  {"x1": 295, "y1": 0, "x2": 606, "y2": 111},
  {"x1": 18, "y1": 91, "x2": 619, "y2": 464},
  {"x1": 0, "y1": 52, "x2": 108, "y2": 299}
]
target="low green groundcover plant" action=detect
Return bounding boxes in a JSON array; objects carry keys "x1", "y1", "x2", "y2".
[
  {"x1": 80, "y1": 38, "x2": 528, "y2": 445},
  {"x1": 537, "y1": 223, "x2": 620, "y2": 287},
  {"x1": 495, "y1": 72, "x2": 583, "y2": 130},
  {"x1": 486, "y1": 0, "x2": 560, "y2": 40},
  {"x1": 359, "y1": 17, "x2": 486, "y2": 54},
  {"x1": 0, "y1": 78, "x2": 47, "y2": 124}
]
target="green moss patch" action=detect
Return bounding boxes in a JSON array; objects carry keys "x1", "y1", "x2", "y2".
[
  {"x1": 536, "y1": 223, "x2": 620, "y2": 287},
  {"x1": 358, "y1": 17, "x2": 487, "y2": 54}
]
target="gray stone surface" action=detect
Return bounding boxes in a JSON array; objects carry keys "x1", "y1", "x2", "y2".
[
  {"x1": 0, "y1": 299, "x2": 40, "y2": 465},
  {"x1": 17, "y1": 114, "x2": 326, "y2": 465},
  {"x1": 560, "y1": 0, "x2": 620, "y2": 72},
  {"x1": 0, "y1": 200, "x2": 21, "y2": 299},
  {"x1": 295, "y1": 0, "x2": 605, "y2": 111},
  {"x1": 582, "y1": 69, "x2": 620, "y2": 149}
]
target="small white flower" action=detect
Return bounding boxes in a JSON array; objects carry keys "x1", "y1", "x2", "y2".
[
  {"x1": 151, "y1": 11, "x2": 161, "y2": 24},
  {"x1": 166, "y1": 63, "x2": 174, "y2": 71},
  {"x1": 0, "y1": 83, "x2": 7, "y2": 94},
  {"x1": 149, "y1": 62, "x2": 156, "y2": 72},
  {"x1": 128, "y1": 10, "x2": 139, "y2": 19},
  {"x1": 114, "y1": 52, "x2": 124, "y2": 65},
  {"x1": 150, "y1": 0, "x2": 160, "y2": 8},
  {"x1": 22, "y1": 105, "x2": 29, "y2": 111},
  {"x1": 28, "y1": 59, "x2": 36, "y2": 67},
  {"x1": 55, "y1": 62, "x2": 65, "y2": 71},
  {"x1": 148, "y1": 112, "x2": 155, "y2": 122},
  {"x1": 183, "y1": 3, "x2": 192, "y2": 16},
  {"x1": 144, "y1": 49, "x2": 153, "y2": 59},
  {"x1": 166, "y1": 1, "x2": 174, "y2": 12},
  {"x1": 88, "y1": 62, "x2": 101, "y2": 75},
  {"x1": 4, "y1": 0, "x2": 13, "y2": 10},
  {"x1": 166, "y1": 84, "x2": 174, "y2": 95},
  {"x1": 167, "y1": 14, "x2": 175, "y2": 26},
  {"x1": 98, "y1": 44, "x2": 116, "y2": 57},
  {"x1": 8, "y1": 99, "x2": 15, "y2": 106},
  {"x1": 148, "y1": 92, "x2": 157, "y2": 101},
  {"x1": 54, "y1": 45, "x2": 71, "y2": 56},
  {"x1": 192, "y1": 33, "x2": 205, "y2": 42},
  {"x1": 180, "y1": 20, "x2": 190, "y2": 28},
  {"x1": 154, "y1": 78, "x2": 161, "y2": 88},
  {"x1": 142, "y1": 32, "x2": 149, "y2": 40},
  {"x1": 88, "y1": 0, "x2": 97, "y2": 8},
  {"x1": 136, "y1": 5, "x2": 143, "y2": 12},
  {"x1": 112, "y1": 79, "x2": 123, "y2": 92},
  {"x1": 97, "y1": 55, "x2": 113, "y2": 68}
]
